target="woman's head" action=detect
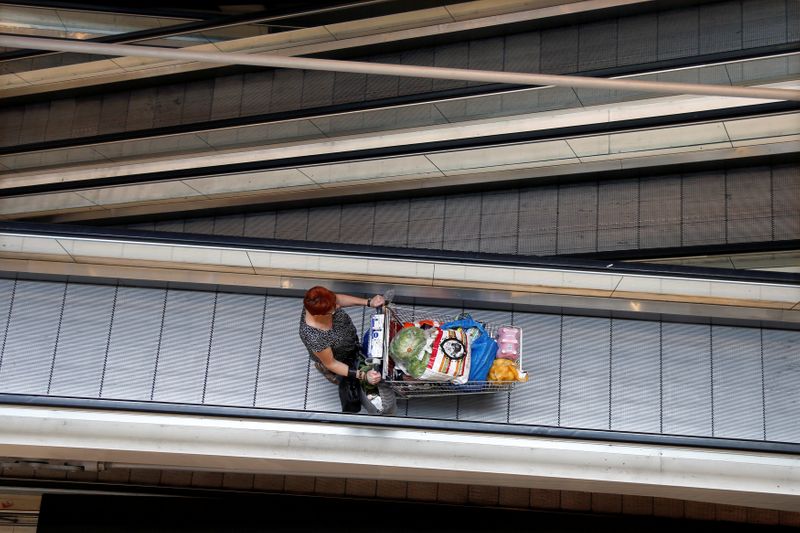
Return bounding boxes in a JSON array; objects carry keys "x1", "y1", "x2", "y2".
[{"x1": 303, "y1": 286, "x2": 336, "y2": 316}]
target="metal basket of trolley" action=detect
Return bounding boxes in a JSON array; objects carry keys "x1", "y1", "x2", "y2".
[{"x1": 364, "y1": 304, "x2": 528, "y2": 400}]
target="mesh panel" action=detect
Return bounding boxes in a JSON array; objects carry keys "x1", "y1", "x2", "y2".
[
  {"x1": 255, "y1": 296, "x2": 309, "y2": 409},
  {"x1": 726, "y1": 167, "x2": 772, "y2": 243},
  {"x1": 711, "y1": 326, "x2": 764, "y2": 440},
  {"x1": 682, "y1": 172, "x2": 726, "y2": 246},
  {"x1": 508, "y1": 313, "x2": 561, "y2": 426},
  {"x1": 211, "y1": 75, "x2": 244, "y2": 120},
  {"x1": 44, "y1": 100, "x2": 76, "y2": 141},
  {"x1": 540, "y1": 27, "x2": 578, "y2": 74},
  {"x1": 241, "y1": 71, "x2": 273, "y2": 115},
  {"x1": 661, "y1": 323, "x2": 712, "y2": 436},
  {"x1": 151, "y1": 290, "x2": 215, "y2": 404},
  {"x1": 610, "y1": 320, "x2": 661, "y2": 433},
  {"x1": 559, "y1": 316, "x2": 611, "y2": 429},
  {"x1": 742, "y1": 0, "x2": 787, "y2": 47},
  {"x1": 153, "y1": 84, "x2": 186, "y2": 128},
  {"x1": 302, "y1": 70, "x2": 335, "y2": 108},
  {"x1": 0, "y1": 280, "x2": 65, "y2": 394},
  {"x1": 307, "y1": 206, "x2": 342, "y2": 242},
  {"x1": 180, "y1": 79, "x2": 213, "y2": 125},
  {"x1": 699, "y1": 2, "x2": 743, "y2": 53},
  {"x1": 101, "y1": 286, "x2": 165, "y2": 400},
  {"x1": 340, "y1": 203, "x2": 375, "y2": 245},
  {"x1": 125, "y1": 88, "x2": 156, "y2": 131},
  {"x1": 658, "y1": 8, "x2": 700, "y2": 60},
  {"x1": 763, "y1": 329, "x2": 800, "y2": 442},
  {"x1": 203, "y1": 292, "x2": 265, "y2": 406},
  {"x1": 49, "y1": 284, "x2": 115, "y2": 397},
  {"x1": 579, "y1": 21, "x2": 618, "y2": 71}
]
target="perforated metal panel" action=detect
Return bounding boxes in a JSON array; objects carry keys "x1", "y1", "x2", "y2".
[
  {"x1": 639, "y1": 175, "x2": 681, "y2": 249},
  {"x1": 243, "y1": 212, "x2": 277, "y2": 239},
  {"x1": 333, "y1": 72, "x2": 367, "y2": 105},
  {"x1": 661, "y1": 323, "x2": 713, "y2": 436},
  {"x1": 699, "y1": 2, "x2": 743, "y2": 54},
  {"x1": 540, "y1": 27, "x2": 578, "y2": 74},
  {"x1": 772, "y1": 165, "x2": 800, "y2": 241},
  {"x1": 658, "y1": 8, "x2": 700, "y2": 60},
  {"x1": 508, "y1": 313, "x2": 560, "y2": 426},
  {"x1": 153, "y1": 84, "x2": 185, "y2": 128},
  {"x1": 19, "y1": 102, "x2": 49, "y2": 144},
  {"x1": 762, "y1": 328, "x2": 800, "y2": 442},
  {"x1": 443, "y1": 195, "x2": 481, "y2": 253},
  {"x1": 123, "y1": 87, "x2": 157, "y2": 131},
  {"x1": 727, "y1": 167, "x2": 772, "y2": 243},
  {"x1": 275, "y1": 210, "x2": 309, "y2": 241},
  {"x1": 682, "y1": 172, "x2": 726, "y2": 246},
  {"x1": 558, "y1": 183, "x2": 598, "y2": 254},
  {"x1": 0, "y1": 280, "x2": 65, "y2": 394},
  {"x1": 48, "y1": 284, "x2": 115, "y2": 397},
  {"x1": 407, "y1": 198, "x2": 444, "y2": 249},
  {"x1": 610, "y1": 320, "x2": 661, "y2": 433},
  {"x1": 254, "y1": 296, "x2": 309, "y2": 410},
  {"x1": 203, "y1": 292, "x2": 265, "y2": 406},
  {"x1": 241, "y1": 71, "x2": 274, "y2": 115},
  {"x1": 598, "y1": 180, "x2": 638, "y2": 251},
  {"x1": 151, "y1": 289, "x2": 215, "y2": 403},
  {"x1": 214, "y1": 215, "x2": 245, "y2": 237},
  {"x1": 97, "y1": 93, "x2": 129, "y2": 136},
  {"x1": 372, "y1": 199, "x2": 409, "y2": 247},
  {"x1": 44, "y1": 99, "x2": 76, "y2": 141},
  {"x1": 480, "y1": 191, "x2": 518, "y2": 254},
  {"x1": 302, "y1": 70, "x2": 335, "y2": 108},
  {"x1": 101, "y1": 286, "x2": 165, "y2": 400},
  {"x1": 339, "y1": 203, "x2": 375, "y2": 245},
  {"x1": 560, "y1": 316, "x2": 611, "y2": 429},
  {"x1": 711, "y1": 326, "x2": 765, "y2": 439},
  {"x1": 743, "y1": 0, "x2": 787, "y2": 47},
  {"x1": 270, "y1": 70, "x2": 304, "y2": 113},
  {"x1": 210, "y1": 75, "x2": 243, "y2": 120},
  {"x1": 618, "y1": 13, "x2": 659, "y2": 66},
  {"x1": 180, "y1": 79, "x2": 213, "y2": 125},
  {"x1": 579, "y1": 21, "x2": 618, "y2": 71},
  {"x1": 307, "y1": 206, "x2": 342, "y2": 243},
  {"x1": 0, "y1": 279, "x2": 14, "y2": 352},
  {"x1": 518, "y1": 186, "x2": 558, "y2": 256}
]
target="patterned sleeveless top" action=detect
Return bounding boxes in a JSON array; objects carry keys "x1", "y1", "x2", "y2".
[{"x1": 298, "y1": 307, "x2": 360, "y2": 365}]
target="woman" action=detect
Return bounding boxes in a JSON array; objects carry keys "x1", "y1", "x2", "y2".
[{"x1": 299, "y1": 286, "x2": 385, "y2": 412}]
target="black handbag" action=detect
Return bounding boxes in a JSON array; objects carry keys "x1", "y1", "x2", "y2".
[{"x1": 338, "y1": 376, "x2": 362, "y2": 413}]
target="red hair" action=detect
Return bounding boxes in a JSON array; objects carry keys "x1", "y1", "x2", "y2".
[{"x1": 303, "y1": 286, "x2": 336, "y2": 315}]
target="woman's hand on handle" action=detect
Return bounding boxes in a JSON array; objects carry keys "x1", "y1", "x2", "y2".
[
  {"x1": 366, "y1": 369, "x2": 381, "y2": 385},
  {"x1": 368, "y1": 294, "x2": 385, "y2": 308}
]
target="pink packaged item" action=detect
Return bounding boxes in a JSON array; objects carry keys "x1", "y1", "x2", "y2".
[
  {"x1": 496, "y1": 326, "x2": 520, "y2": 342},
  {"x1": 495, "y1": 326, "x2": 521, "y2": 360}
]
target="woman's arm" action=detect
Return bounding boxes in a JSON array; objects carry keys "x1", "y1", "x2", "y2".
[
  {"x1": 335, "y1": 293, "x2": 385, "y2": 309},
  {"x1": 315, "y1": 347, "x2": 364, "y2": 379},
  {"x1": 315, "y1": 347, "x2": 380, "y2": 384}
]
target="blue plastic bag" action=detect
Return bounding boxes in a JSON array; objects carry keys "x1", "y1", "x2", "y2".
[{"x1": 440, "y1": 318, "x2": 498, "y2": 382}]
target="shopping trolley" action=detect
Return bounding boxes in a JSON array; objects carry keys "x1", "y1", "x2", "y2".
[{"x1": 371, "y1": 304, "x2": 526, "y2": 399}]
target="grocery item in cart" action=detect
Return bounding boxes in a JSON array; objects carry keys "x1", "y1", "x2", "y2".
[
  {"x1": 495, "y1": 325, "x2": 521, "y2": 360},
  {"x1": 388, "y1": 326, "x2": 429, "y2": 378},
  {"x1": 418, "y1": 327, "x2": 472, "y2": 384},
  {"x1": 488, "y1": 358, "x2": 528, "y2": 382},
  {"x1": 441, "y1": 317, "x2": 498, "y2": 382}
]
